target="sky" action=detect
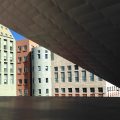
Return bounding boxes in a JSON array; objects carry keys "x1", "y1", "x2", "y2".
[{"x1": 10, "y1": 30, "x2": 26, "y2": 40}]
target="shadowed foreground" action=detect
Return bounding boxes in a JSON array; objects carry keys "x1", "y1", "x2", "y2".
[{"x1": 0, "y1": 97, "x2": 120, "y2": 120}]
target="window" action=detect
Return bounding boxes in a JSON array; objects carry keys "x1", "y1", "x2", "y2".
[
  {"x1": 68, "y1": 72, "x2": 72, "y2": 82},
  {"x1": 4, "y1": 75, "x2": 8, "y2": 84},
  {"x1": 4, "y1": 52, "x2": 7, "y2": 61},
  {"x1": 68, "y1": 88, "x2": 72, "y2": 93},
  {"x1": 75, "y1": 88, "x2": 79, "y2": 93},
  {"x1": 46, "y1": 89, "x2": 49, "y2": 94},
  {"x1": 38, "y1": 54, "x2": 40, "y2": 59},
  {"x1": 18, "y1": 57, "x2": 22, "y2": 63},
  {"x1": 82, "y1": 70, "x2": 86, "y2": 81},
  {"x1": 90, "y1": 88, "x2": 95, "y2": 93},
  {"x1": 24, "y1": 66, "x2": 28, "y2": 73},
  {"x1": 23, "y1": 56, "x2": 27, "y2": 62},
  {"x1": 61, "y1": 66, "x2": 65, "y2": 71},
  {"x1": 18, "y1": 79, "x2": 22, "y2": 85},
  {"x1": 10, "y1": 75, "x2": 14, "y2": 84},
  {"x1": 23, "y1": 45, "x2": 27, "y2": 51},
  {"x1": 55, "y1": 88, "x2": 59, "y2": 93},
  {"x1": 18, "y1": 89, "x2": 22, "y2": 96},
  {"x1": 107, "y1": 87, "x2": 109, "y2": 92},
  {"x1": 24, "y1": 79, "x2": 27, "y2": 84},
  {"x1": 54, "y1": 67, "x2": 58, "y2": 71},
  {"x1": 10, "y1": 41, "x2": 13, "y2": 51},
  {"x1": 55, "y1": 72, "x2": 58, "y2": 82},
  {"x1": 109, "y1": 87, "x2": 111, "y2": 91},
  {"x1": 4, "y1": 63, "x2": 7, "y2": 73},
  {"x1": 38, "y1": 66, "x2": 41, "y2": 71},
  {"x1": 83, "y1": 88, "x2": 87, "y2": 93},
  {"x1": 75, "y1": 71, "x2": 79, "y2": 82},
  {"x1": 45, "y1": 66, "x2": 48, "y2": 71},
  {"x1": 18, "y1": 68, "x2": 22, "y2": 74},
  {"x1": 98, "y1": 87, "x2": 103, "y2": 92},
  {"x1": 24, "y1": 89, "x2": 28, "y2": 96},
  {"x1": 116, "y1": 87, "x2": 119, "y2": 91},
  {"x1": 114, "y1": 86, "x2": 115, "y2": 91},
  {"x1": 38, "y1": 50, "x2": 40, "y2": 53},
  {"x1": 4, "y1": 68, "x2": 7, "y2": 73},
  {"x1": 45, "y1": 54, "x2": 48, "y2": 59},
  {"x1": 10, "y1": 53, "x2": 13, "y2": 62},
  {"x1": 18, "y1": 46, "x2": 21, "y2": 52},
  {"x1": 90, "y1": 73, "x2": 94, "y2": 81},
  {"x1": 74, "y1": 65, "x2": 78, "y2": 70},
  {"x1": 39, "y1": 89, "x2": 41, "y2": 94},
  {"x1": 4, "y1": 79, "x2": 8, "y2": 84},
  {"x1": 46, "y1": 78, "x2": 48, "y2": 83},
  {"x1": 61, "y1": 88, "x2": 65, "y2": 93},
  {"x1": 67, "y1": 66, "x2": 71, "y2": 70},
  {"x1": 4, "y1": 40, "x2": 7, "y2": 50},
  {"x1": 45, "y1": 50, "x2": 48, "y2": 53},
  {"x1": 38, "y1": 78, "x2": 41, "y2": 83},
  {"x1": 112, "y1": 86, "x2": 114, "y2": 91},
  {"x1": 61, "y1": 72, "x2": 65, "y2": 82}
]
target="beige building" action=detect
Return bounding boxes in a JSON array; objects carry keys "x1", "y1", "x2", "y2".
[{"x1": 51, "y1": 53, "x2": 120, "y2": 97}]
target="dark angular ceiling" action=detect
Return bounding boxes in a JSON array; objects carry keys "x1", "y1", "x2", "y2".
[{"x1": 0, "y1": 0, "x2": 120, "y2": 87}]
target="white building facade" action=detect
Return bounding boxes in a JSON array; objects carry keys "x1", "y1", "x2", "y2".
[
  {"x1": 106, "y1": 82, "x2": 120, "y2": 97},
  {"x1": 0, "y1": 24, "x2": 16, "y2": 96},
  {"x1": 31, "y1": 46, "x2": 52, "y2": 96}
]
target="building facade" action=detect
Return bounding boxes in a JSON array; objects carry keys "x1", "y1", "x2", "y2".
[
  {"x1": 0, "y1": 24, "x2": 16, "y2": 96},
  {"x1": 51, "y1": 53, "x2": 120, "y2": 97},
  {"x1": 16, "y1": 40, "x2": 38, "y2": 96},
  {"x1": 16, "y1": 39, "x2": 120, "y2": 97},
  {"x1": 31, "y1": 46, "x2": 52, "y2": 96},
  {"x1": 106, "y1": 82, "x2": 120, "y2": 97}
]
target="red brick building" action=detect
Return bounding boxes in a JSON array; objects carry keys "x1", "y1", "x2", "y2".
[{"x1": 16, "y1": 40, "x2": 38, "y2": 96}]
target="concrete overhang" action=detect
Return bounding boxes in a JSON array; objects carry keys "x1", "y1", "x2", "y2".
[{"x1": 0, "y1": 0, "x2": 120, "y2": 87}]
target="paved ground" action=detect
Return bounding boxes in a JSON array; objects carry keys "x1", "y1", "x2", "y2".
[{"x1": 0, "y1": 97, "x2": 120, "y2": 120}]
